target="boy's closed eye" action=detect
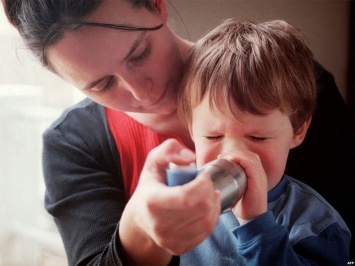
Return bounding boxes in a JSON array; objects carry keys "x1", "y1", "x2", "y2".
[
  {"x1": 248, "y1": 136, "x2": 268, "y2": 142},
  {"x1": 205, "y1": 135, "x2": 223, "y2": 141}
]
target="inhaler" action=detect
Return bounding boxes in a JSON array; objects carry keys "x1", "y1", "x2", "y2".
[{"x1": 166, "y1": 158, "x2": 247, "y2": 212}]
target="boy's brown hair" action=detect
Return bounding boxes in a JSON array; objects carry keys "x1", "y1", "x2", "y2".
[{"x1": 179, "y1": 19, "x2": 316, "y2": 132}]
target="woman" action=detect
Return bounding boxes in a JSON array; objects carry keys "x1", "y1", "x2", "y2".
[{"x1": 2, "y1": 0, "x2": 353, "y2": 265}]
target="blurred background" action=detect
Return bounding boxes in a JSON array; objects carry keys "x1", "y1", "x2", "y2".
[{"x1": 0, "y1": 1, "x2": 353, "y2": 265}]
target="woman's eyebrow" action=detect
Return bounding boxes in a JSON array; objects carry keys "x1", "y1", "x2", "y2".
[{"x1": 81, "y1": 32, "x2": 146, "y2": 91}]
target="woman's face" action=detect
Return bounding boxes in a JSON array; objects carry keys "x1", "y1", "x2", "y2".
[{"x1": 47, "y1": 0, "x2": 185, "y2": 114}]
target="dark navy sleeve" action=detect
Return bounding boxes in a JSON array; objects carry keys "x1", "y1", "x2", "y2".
[
  {"x1": 43, "y1": 99, "x2": 126, "y2": 265},
  {"x1": 233, "y1": 212, "x2": 350, "y2": 265}
]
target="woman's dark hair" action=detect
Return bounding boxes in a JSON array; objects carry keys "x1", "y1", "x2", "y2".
[{"x1": 2, "y1": 0, "x2": 157, "y2": 66}]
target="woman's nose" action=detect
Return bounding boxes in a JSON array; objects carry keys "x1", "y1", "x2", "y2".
[{"x1": 125, "y1": 76, "x2": 153, "y2": 101}]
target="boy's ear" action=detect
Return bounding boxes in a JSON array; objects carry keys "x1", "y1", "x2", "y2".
[
  {"x1": 153, "y1": 0, "x2": 168, "y2": 22},
  {"x1": 290, "y1": 117, "x2": 312, "y2": 149}
]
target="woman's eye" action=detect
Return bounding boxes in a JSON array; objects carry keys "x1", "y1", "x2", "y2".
[
  {"x1": 130, "y1": 44, "x2": 150, "y2": 64},
  {"x1": 92, "y1": 76, "x2": 115, "y2": 93},
  {"x1": 102, "y1": 77, "x2": 115, "y2": 91}
]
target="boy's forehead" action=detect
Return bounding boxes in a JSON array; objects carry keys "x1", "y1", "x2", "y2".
[{"x1": 192, "y1": 94, "x2": 239, "y2": 122}]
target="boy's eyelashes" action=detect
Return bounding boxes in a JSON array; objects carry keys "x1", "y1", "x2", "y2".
[
  {"x1": 247, "y1": 136, "x2": 268, "y2": 142},
  {"x1": 205, "y1": 135, "x2": 223, "y2": 140},
  {"x1": 203, "y1": 135, "x2": 268, "y2": 142}
]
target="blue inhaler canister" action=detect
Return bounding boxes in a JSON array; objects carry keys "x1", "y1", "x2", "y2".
[{"x1": 166, "y1": 159, "x2": 247, "y2": 212}]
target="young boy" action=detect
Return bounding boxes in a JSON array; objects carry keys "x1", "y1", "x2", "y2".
[{"x1": 178, "y1": 19, "x2": 351, "y2": 265}]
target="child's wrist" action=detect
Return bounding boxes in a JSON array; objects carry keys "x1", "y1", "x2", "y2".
[
  {"x1": 237, "y1": 217, "x2": 252, "y2": 225},
  {"x1": 236, "y1": 210, "x2": 268, "y2": 225}
]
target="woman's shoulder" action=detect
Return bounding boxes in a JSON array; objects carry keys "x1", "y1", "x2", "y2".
[
  {"x1": 47, "y1": 98, "x2": 106, "y2": 131},
  {"x1": 42, "y1": 98, "x2": 112, "y2": 151},
  {"x1": 42, "y1": 98, "x2": 120, "y2": 175}
]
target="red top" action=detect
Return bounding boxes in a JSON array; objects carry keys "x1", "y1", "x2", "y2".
[{"x1": 105, "y1": 108, "x2": 182, "y2": 200}]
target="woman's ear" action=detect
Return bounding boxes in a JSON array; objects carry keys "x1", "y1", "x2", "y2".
[
  {"x1": 290, "y1": 117, "x2": 312, "y2": 149},
  {"x1": 154, "y1": 0, "x2": 168, "y2": 22}
]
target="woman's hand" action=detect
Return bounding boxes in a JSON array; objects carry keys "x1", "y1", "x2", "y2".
[{"x1": 119, "y1": 139, "x2": 221, "y2": 265}]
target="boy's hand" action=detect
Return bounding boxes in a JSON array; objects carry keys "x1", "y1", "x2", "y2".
[{"x1": 219, "y1": 150, "x2": 268, "y2": 223}]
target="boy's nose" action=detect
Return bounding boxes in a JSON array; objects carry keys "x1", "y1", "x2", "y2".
[{"x1": 221, "y1": 139, "x2": 247, "y2": 154}]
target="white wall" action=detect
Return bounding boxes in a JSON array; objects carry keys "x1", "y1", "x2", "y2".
[{"x1": 0, "y1": 11, "x2": 73, "y2": 266}]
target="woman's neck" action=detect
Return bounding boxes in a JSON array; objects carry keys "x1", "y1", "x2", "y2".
[
  {"x1": 125, "y1": 111, "x2": 194, "y2": 150},
  {"x1": 174, "y1": 33, "x2": 194, "y2": 60}
]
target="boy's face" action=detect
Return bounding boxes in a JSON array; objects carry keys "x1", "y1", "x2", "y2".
[{"x1": 191, "y1": 95, "x2": 307, "y2": 190}]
